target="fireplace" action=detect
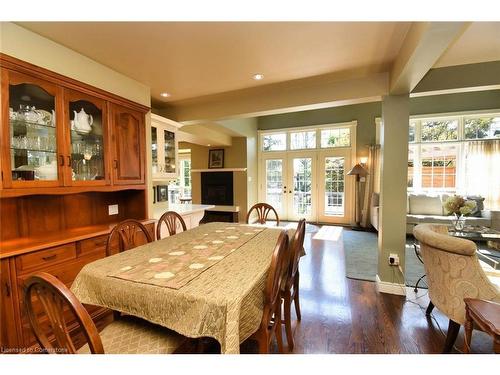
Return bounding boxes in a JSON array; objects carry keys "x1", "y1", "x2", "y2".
[
  {"x1": 200, "y1": 171, "x2": 238, "y2": 223},
  {"x1": 201, "y1": 172, "x2": 233, "y2": 206}
]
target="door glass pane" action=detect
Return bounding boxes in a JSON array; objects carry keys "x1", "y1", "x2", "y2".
[
  {"x1": 164, "y1": 130, "x2": 176, "y2": 173},
  {"x1": 69, "y1": 100, "x2": 105, "y2": 181},
  {"x1": 262, "y1": 133, "x2": 286, "y2": 151},
  {"x1": 324, "y1": 157, "x2": 345, "y2": 216},
  {"x1": 290, "y1": 131, "x2": 316, "y2": 149},
  {"x1": 320, "y1": 128, "x2": 350, "y2": 148},
  {"x1": 151, "y1": 127, "x2": 158, "y2": 172},
  {"x1": 9, "y1": 83, "x2": 58, "y2": 181},
  {"x1": 292, "y1": 158, "x2": 312, "y2": 216},
  {"x1": 265, "y1": 159, "x2": 283, "y2": 211}
]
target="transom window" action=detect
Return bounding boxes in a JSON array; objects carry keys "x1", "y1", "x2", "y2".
[
  {"x1": 260, "y1": 124, "x2": 353, "y2": 152},
  {"x1": 320, "y1": 128, "x2": 350, "y2": 148},
  {"x1": 290, "y1": 131, "x2": 316, "y2": 150},
  {"x1": 262, "y1": 133, "x2": 286, "y2": 151}
]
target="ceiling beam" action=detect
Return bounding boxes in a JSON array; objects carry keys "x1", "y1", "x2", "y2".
[
  {"x1": 390, "y1": 22, "x2": 470, "y2": 95},
  {"x1": 161, "y1": 70, "x2": 389, "y2": 122},
  {"x1": 177, "y1": 124, "x2": 233, "y2": 147}
]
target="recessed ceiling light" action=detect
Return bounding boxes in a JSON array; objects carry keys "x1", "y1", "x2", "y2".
[
  {"x1": 253, "y1": 74, "x2": 264, "y2": 81},
  {"x1": 207, "y1": 144, "x2": 211, "y2": 147},
  {"x1": 160, "y1": 92, "x2": 171, "y2": 98}
]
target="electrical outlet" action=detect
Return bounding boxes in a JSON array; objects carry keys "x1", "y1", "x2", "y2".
[
  {"x1": 388, "y1": 253, "x2": 400, "y2": 266},
  {"x1": 108, "y1": 204, "x2": 119, "y2": 215}
]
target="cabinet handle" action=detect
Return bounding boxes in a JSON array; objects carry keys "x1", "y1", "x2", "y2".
[
  {"x1": 67, "y1": 155, "x2": 72, "y2": 166},
  {"x1": 59, "y1": 155, "x2": 65, "y2": 166},
  {"x1": 113, "y1": 160, "x2": 119, "y2": 169},
  {"x1": 4, "y1": 282, "x2": 10, "y2": 297},
  {"x1": 42, "y1": 254, "x2": 57, "y2": 261}
]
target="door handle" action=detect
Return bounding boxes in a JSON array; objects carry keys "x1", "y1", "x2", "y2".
[
  {"x1": 59, "y1": 155, "x2": 65, "y2": 166},
  {"x1": 67, "y1": 155, "x2": 72, "y2": 167}
]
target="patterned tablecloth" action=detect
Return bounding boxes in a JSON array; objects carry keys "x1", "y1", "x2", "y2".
[{"x1": 71, "y1": 222, "x2": 285, "y2": 354}]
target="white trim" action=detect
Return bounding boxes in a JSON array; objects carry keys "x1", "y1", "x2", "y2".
[
  {"x1": 191, "y1": 168, "x2": 247, "y2": 173},
  {"x1": 375, "y1": 275, "x2": 406, "y2": 296}
]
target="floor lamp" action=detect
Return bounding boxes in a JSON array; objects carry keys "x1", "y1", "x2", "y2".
[{"x1": 347, "y1": 162, "x2": 368, "y2": 231}]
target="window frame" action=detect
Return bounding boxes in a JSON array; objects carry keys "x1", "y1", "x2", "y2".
[
  {"x1": 259, "y1": 122, "x2": 355, "y2": 153},
  {"x1": 407, "y1": 110, "x2": 500, "y2": 195}
]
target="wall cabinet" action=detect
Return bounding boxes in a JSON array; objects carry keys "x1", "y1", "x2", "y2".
[
  {"x1": 151, "y1": 114, "x2": 181, "y2": 181},
  {"x1": 110, "y1": 104, "x2": 145, "y2": 185},
  {"x1": 0, "y1": 54, "x2": 149, "y2": 195}
]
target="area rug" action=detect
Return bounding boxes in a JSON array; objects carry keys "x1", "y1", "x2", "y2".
[{"x1": 342, "y1": 229, "x2": 426, "y2": 288}]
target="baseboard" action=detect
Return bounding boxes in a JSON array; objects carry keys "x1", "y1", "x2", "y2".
[{"x1": 375, "y1": 275, "x2": 406, "y2": 296}]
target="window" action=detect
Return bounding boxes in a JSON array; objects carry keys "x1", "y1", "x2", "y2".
[
  {"x1": 260, "y1": 124, "x2": 354, "y2": 152},
  {"x1": 409, "y1": 122, "x2": 416, "y2": 142},
  {"x1": 262, "y1": 133, "x2": 286, "y2": 151},
  {"x1": 421, "y1": 120, "x2": 458, "y2": 141},
  {"x1": 464, "y1": 116, "x2": 500, "y2": 139},
  {"x1": 290, "y1": 131, "x2": 316, "y2": 150},
  {"x1": 407, "y1": 112, "x2": 500, "y2": 197},
  {"x1": 180, "y1": 159, "x2": 191, "y2": 198},
  {"x1": 407, "y1": 145, "x2": 415, "y2": 188},
  {"x1": 420, "y1": 145, "x2": 457, "y2": 190},
  {"x1": 320, "y1": 128, "x2": 350, "y2": 148}
]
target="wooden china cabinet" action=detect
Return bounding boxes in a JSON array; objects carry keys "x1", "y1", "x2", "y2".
[{"x1": 0, "y1": 54, "x2": 153, "y2": 353}]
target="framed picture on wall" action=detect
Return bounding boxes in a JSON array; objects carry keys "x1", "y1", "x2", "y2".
[{"x1": 208, "y1": 149, "x2": 224, "y2": 168}]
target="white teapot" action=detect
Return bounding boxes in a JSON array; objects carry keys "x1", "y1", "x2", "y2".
[{"x1": 73, "y1": 108, "x2": 93, "y2": 134}]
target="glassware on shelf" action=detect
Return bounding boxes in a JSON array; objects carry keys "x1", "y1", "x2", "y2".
[
  {"x1": 68, "y1": 99, "x2": 105, "y2": 182},
  {"x1": 9, "y1": 82, "x2": 58, "y2": 181}
]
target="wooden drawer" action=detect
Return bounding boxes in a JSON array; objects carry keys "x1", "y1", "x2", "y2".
[
  {"x1": 78, "y1": 235, "x2": 108, "y2": 258},
  {"x1": 16, "y1": 244, "x2": 77, "y2": 275}
]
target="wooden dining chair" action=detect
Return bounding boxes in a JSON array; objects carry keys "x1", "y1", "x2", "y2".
[
  {"x1": 249, "y1": 230, "x2": 289, "y2": 354},
  {"x1": 24, "y1": 272, "x2": 186, "y2": 354},
  {"x1": 281, "y1": 219, "x2": 306, "y2": 351},
  {"x1": 106, "y1": 219, "x2": 153, "y2": 255},
  {"x1": 246, "y1": 203, "x2": 280, "y2": 226},
  {"x1": 156, "y1": 211, "x2": 187, "y2": 240}
]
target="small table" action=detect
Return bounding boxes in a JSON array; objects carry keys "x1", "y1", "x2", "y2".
[{"x1": 463, "y1": 298, "x2": 500, "y2": 354}]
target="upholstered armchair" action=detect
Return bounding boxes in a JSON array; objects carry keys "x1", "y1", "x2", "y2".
[{"x1": 413, "y1": 223, "x2": 500, "y2": 353}]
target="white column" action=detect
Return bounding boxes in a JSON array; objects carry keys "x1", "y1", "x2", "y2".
[{"x1": 377, "y1": 94, "x2": 410, "y2": 295}]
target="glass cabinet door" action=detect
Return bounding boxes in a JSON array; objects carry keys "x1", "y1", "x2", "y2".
[
  {"x1": 8, "y1": 73, "x2": 60, "y2": 185},
  {"x1": 163, "y1": 129, "x2": 176, "y2": 174},
  {"x1": 66, "y1": 90, "x2": 107, "y2": 184},
  {"x1": 151, "y1": 126, "x2": 158, "y2": 174}
]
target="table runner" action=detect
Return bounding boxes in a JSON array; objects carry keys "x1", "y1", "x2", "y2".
[
  {"x1": 109, "y1": 224, "x2": 265, "y2": 289},
  {"x1": 71, "y1": 222, "x2": 286, "y2": 354}
]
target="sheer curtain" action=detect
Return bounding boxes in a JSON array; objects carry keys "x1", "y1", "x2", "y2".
[
  {"x1": 361, "y1": 144, "x2": 381, "y2": 228},
  {"x1": 464, "y1": 139, "x2": 500, "y2": 210}
]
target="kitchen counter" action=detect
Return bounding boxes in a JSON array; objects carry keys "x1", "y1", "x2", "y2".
[{"x1": 152, "y1": 203, "x2": 215, "y2": 220}]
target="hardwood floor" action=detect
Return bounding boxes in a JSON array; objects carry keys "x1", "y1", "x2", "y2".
[{"x1": 238, "y1": 225, "x2": 494, "y2": 354}]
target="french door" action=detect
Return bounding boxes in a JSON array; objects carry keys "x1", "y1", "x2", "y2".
[
  {"x1": 261, "y1": 150, "x2": 353, "y2": 224},
  {"x1": 287, "y1": 152, "x2": 316, "y2": 221},
  {"x1": 317, "y1": 149, "x2": 353, "y2": 224}
]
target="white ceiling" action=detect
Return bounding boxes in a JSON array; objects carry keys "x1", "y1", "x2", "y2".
[
  {"x1": 17, "y1": 22, "x2": 411, "y2": 104},
  {"x1": 434, "y1": 22, "x2": 500, "y2": 68}
]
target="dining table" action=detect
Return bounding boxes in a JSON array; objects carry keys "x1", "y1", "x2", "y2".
[{"x1": 70, "y1": 222, "x2": 288, "y2": 354}]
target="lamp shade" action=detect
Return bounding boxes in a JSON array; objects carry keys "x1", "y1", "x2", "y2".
[{"x1": 347, "y1": 163, "x2": 368, "y2": 177}]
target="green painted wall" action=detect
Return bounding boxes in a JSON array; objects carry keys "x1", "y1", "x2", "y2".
[
  {"x1": 257, "y1": 89, "x2": 500, "y2": 158},
  {"x1": 410, "y1": 89, "x2": 500, "y2": 115}
]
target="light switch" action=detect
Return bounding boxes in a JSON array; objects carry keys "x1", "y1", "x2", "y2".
[{"x1": 108, "y1": 204, "x2": 119, "y2": 215}]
